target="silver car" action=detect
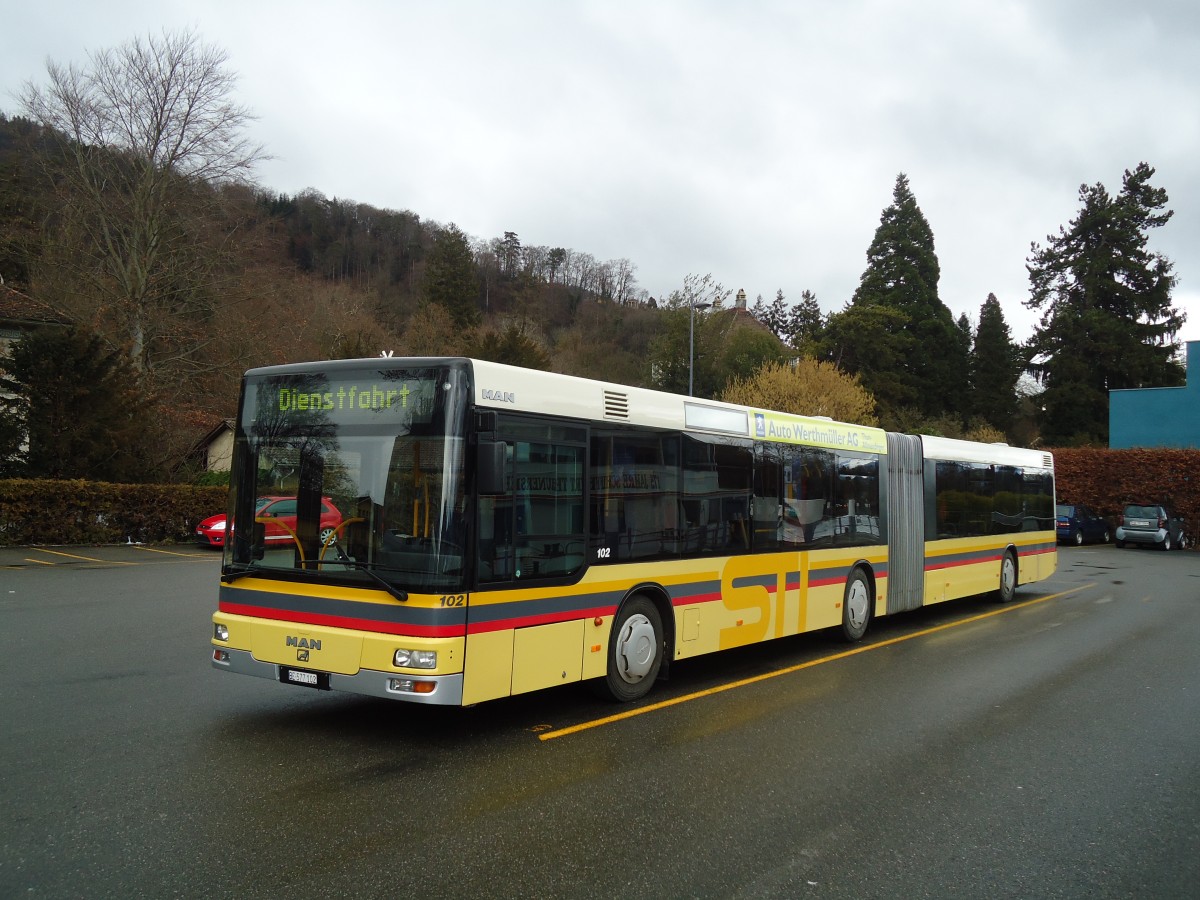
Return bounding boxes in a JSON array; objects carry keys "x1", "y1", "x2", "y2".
[{"x1": 1115, "y1": 504, "x2": 1188, "y2": 551}]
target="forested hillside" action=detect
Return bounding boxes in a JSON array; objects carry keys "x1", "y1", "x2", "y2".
[
  {"x1": 0, "y1": 31, "x2": 1188, "y2": 483},
  {"x1": 0, "y1": 109, "x2": 701, "y2": 476}
]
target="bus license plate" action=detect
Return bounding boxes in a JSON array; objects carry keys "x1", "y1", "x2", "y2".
[{"x1": 281, "y1": 667, "x2": 329, "y2": 689}]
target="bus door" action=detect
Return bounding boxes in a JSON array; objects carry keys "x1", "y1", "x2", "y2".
[{"x1": 475, "y1": 417, "x2": 587, "y2": 585}]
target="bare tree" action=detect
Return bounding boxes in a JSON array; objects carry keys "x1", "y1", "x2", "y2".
[
  {"x1": 593, "y1": 260, "x2": 615, "y2": 302},
  {"x1": 20, "y1": 28, "x2": 266, "y2": 377},
  {"x1": 565, "y1": 251, "x2": 597, "y2": 299},
  {"x1": 610, "y1": 257, "x2": 638, "y2": 305},
  {"x1": 521, "y1": 244, "x2": 549, "y2": 282}
]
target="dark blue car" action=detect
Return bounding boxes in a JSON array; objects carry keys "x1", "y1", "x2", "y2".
[{"x1": 1056, "y1": 504, "x2": 1111, "y2": 545}]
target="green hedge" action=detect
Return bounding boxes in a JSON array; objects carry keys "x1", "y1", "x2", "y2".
[{"x1": 0, "y1": 479, "x2": 228, "y2": 546}]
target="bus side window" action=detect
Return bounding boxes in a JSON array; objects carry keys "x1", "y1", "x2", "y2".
[{"x1": 479, "y1": 432, "x2": 584, "y2": 582}]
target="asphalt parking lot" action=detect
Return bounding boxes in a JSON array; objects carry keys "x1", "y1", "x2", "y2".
[{"x1": 0, "y1": 541, "x2": 219, "y2": 569}]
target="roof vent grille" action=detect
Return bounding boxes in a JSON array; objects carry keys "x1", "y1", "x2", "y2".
[
  {"x1": 1043, "y1": 453, "x2": 1054, "y2": 469},
  {"x1": 603, "y1": 390, "x2": 629, "y2": 419}
]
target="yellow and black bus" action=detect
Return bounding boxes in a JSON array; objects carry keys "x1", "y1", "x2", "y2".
[{"x1": 211, "y1": 357, "x2": 1056, "y2": 705}]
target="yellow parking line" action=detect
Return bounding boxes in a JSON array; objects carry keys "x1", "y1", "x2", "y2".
[
  {"x1": 132, "y1": 545, "x2": 211, "y2": 558},
  {"x1": 538, "y1": 583, "x2": 1095, "y2": 742},
  {"x1": 22, "y1": 558, "x2": 56, "y2": 566},
  {"x1": 29, "y1": 548, "x2": 135, "y2": 565}
]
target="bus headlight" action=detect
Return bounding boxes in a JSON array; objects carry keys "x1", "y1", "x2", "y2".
[
  {"x1": 393, "y1": 648, "x2": 437, "y2": 669},
  {"x1": 214, "y1": 623, "x2": 230, "y2": 641}
]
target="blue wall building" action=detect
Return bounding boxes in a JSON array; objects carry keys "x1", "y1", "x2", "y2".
[{"x1": 1109, "y1": 340, "x2": 1199, "y2": 449}]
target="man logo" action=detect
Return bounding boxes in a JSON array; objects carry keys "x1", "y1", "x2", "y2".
[{"x1": 286, "y1": 635, "x2": 321, "y2": 650}]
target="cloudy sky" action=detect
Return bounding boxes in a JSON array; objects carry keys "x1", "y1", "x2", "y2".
[{"x1": 4, "y1": 0, "x2": 1199, "y2": 345}]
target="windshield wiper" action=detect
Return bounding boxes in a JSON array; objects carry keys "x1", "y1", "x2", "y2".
[
  {"x1": 301, "y1": 555, "x2": 410, "y2": 602},
  {"x1": 333, "y1": 559, "x2": 410, "y2": 603},
  {"x1": 223, "y1": 554, "x2": 410, "y2": 603}
]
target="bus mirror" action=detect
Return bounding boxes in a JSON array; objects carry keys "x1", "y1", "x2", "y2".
[{"x1": 478, "y1": 440, "x2": 507, "y2": 495}]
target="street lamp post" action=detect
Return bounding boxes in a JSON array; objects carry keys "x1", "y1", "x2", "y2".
[{"x1": 688, "y1": 300, "x2": 712, "y2": 396}]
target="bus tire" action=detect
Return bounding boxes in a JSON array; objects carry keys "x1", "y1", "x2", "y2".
[
  {"x1": 598, "y1": 596, "x2": 664, "y2": 702},
  {"x1": 840, "y1": 568, "x2": 872, "y2": 642},
  {"x1": 997, "y1": 550, "x2": 1017, "y2": 603}
]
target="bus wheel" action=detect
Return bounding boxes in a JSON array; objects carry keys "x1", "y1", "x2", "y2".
[
  {"x1": 600, "y1": 596, "x2": 663, "y2": 702},
  {"x1": 840, "y1": 569, "x2": 872, "y2": 642},
  {"x1": 997, "y1": 550, "x2": 1017, "y2": 603}
]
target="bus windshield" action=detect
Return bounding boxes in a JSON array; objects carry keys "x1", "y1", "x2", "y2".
[{"x1": 223, "y1": 363, "x2": 470, "y2": 593}]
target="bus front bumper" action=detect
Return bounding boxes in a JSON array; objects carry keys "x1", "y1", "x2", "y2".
[{"x1": 211, "y1": 647, "x2": 465, "y2": 706}]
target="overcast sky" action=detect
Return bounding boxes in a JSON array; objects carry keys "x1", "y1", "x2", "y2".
[{"x1": 4, "y1": 0, "x2": 1199, "y2": 345}]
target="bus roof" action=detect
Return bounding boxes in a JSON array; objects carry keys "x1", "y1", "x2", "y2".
[
  {"x1": 468, "y1": 357, "x2": 891, "y2": 454},
  {"x1": 243, "y1": 356, "x2": 1050, "y2": 466},
  {"x1": 920, "y1": 434, "x2": 1053, "y2": 470}
]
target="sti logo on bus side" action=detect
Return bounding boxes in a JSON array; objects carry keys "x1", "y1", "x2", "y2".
[
  {"x1": 286, "y1": 635, "x2": 321, "y2": 650},
  {"x1": 483, "y1": 389, "x2": 516, "y2": 403}
]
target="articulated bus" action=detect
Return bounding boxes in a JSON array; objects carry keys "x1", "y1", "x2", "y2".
[{"x1": 210, "y1": 357, "x2": 1056, "y2": 705}]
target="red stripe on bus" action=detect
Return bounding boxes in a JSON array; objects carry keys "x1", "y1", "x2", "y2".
[
  {"x1": 219, "y1": 602, "x2": 465, "y2": 638},
  {"x1": 671, "y1": 591, "x2": 723, "y2": 607},
  {"x1": 808, "y1": 575, "x2": 846, "y2": 588},
  {"x1": 924, "y1": 554, "x2": 1004, "y2": 572}
]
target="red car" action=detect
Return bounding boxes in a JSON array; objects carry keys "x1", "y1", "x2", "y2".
[{"x1": 195, "y1": 496, "x2": 343, "y2": 548}]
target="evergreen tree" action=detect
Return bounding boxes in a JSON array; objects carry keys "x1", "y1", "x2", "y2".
[
  {"x1": 0, "y1": 326, "x2": 151, "y2": 481},
  {"x1": 499, "y1": 231, "x2": 522, "y2": 278},
  {"x1": 969, "y1": 294, "x2": 1020, "y2": 432},
  {"x1": 547, "y1": 247, "x2": 566, "y2": 284},
  {"x1": 955, "y1": 311, "x2": 974, "y2": 396},
  {"x1": 820, "y1": 301, "x2": 915, "y2": 416},
  {"x1": 422, "y1": 223, "x2": 480, "y2": 330},
  {"x1": 753, "y1": 289, "x2": 789, "y2": 340},
  {"x1": 787, "y1": 290, "x2": 824, "y2": 354},
  {"x1": 957, "y1": 313, "x2": 973, "y2": 348},
  {"x1": 1025, "y1": 163, "x2": 1185, "y2": 445},
  {"x1": 837, "y1": 173, "x2": 968, "y2": 423}
]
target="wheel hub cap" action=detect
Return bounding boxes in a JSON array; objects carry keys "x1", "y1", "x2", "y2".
[
  {"x1": 616, "y1": 614, "x2": 656, "y2": 683},
  {"x1": 846, "y1": 581, "x2": 869, "y2": 629}
]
